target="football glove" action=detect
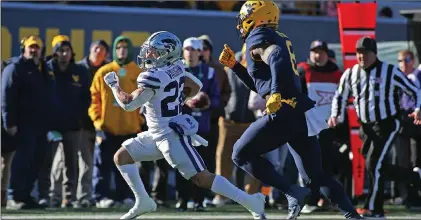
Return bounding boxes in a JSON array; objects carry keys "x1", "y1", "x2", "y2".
[
  {"x1": 266, "y1": 93, "x2": 282, "y2": 114},
  {"x1": 104, "y1": 71, "x2": 119, "y2": 88},
  {"x1": 219, "y1": 44, "x2": 237, "y2": 69}
]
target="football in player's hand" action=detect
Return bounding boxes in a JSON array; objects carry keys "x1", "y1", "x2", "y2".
[
  {"x1": 189, "y1": 92, "x2": 211, "y2": 109},
  {"x1": 183, "y1": 87, "x2": 192, "y2": 97}
]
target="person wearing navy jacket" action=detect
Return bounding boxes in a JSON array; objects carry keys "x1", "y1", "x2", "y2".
[
  {"x1": 2, "y1": 35, "x2": 54, "y2": 209},
  {"x1": 175, "y1": 37, "x2": 221, "y2": 211},
  {"x1": 47, "y1": 35, "x2": 91, "y2": 208},
  {"x1": 76, "y1": 40, "x2": 109, "y2": 207}
]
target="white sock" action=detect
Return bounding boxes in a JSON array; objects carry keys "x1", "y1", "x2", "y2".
[
  {"x1": 211, "y1": 175, "x2": 251, "y2": 208},
  {"x1": 116, "y1": 164, "x2": 148, "y2": 201}
]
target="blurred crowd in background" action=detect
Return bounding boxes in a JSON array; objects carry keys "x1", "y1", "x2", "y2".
[
  {"x1": 1, "y1": 0, "x2": 421, "y2": 216},
  {"x1": 19, "y1": 0, "x2": 398, "y2": 18}
]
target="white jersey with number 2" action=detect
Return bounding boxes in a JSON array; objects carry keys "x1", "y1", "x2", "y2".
[{"x1": 137, "y1": 60, "x2": 191, "y2": 139}]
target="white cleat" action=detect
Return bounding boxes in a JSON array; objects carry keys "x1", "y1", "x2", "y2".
[
  {"x1": 251, "y1": 212, "x2": 267, "y2": 219},
  {"x1": 120, "y1": 197, "x2": 157, "y2": 219},
  {"x1": 246, "y1": 193, "x2": 267, "y2": 219}
]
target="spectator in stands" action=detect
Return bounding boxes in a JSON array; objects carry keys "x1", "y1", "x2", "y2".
[
  {"x1": 321, "y1": 0, "x2": 337, "y2": 17},
  {"x1": 297, "y1": 40, "x2": 342, "y2": 214},
  {"x1": 196, "y1": 1, "x2": 221, "y2": 10},
  {"x1": 197, "y1": 35, "x2": 231, "y2": 206},
  {"x1": 89, "y1": 36, "x2": 145, "y2": 208},
  {"x1": 328, "y1": 49, "x2": 337, "y2": 64},
  {"x1": 176, "y1": 37, "x2": 220, "y2": 211},
  {"x1": 0, "y1": 37, "x2": 30, "y2": 207},
  {"x1": 134, "y1": 1, "x2": 190, "y2": 9},
  {"x1": 379, "y1": 6, "x2": 393, "y2": 18},
  {"x1": 295, "y1": 2, "x2": 320, "y2": 16},
  {"x1": 150, "y1": 158, "x2": 170, "y2": 207},
  {"x1": 213, "y1": 44, "x2": 259, "y2": 206},
  {"x1": 1, "y1": 117, "x2": 16, "y2": 207},
  {"x1": 2, "y1": 35, "x2": 54, "y2": 209},
  {"x1": 392, "y1": 50, "x2": 421, "y2": 208},
  {"x1": 198, "y1": 35, "x2": 231, "y2": 114},
  {"x1": 78, "y1": 40, "x2": 109, "y2": 83},
  {"x1": 215, "y1": 1, "x2": 237, "y2": 11},
  {"x1": 47, "y1": 35, "x2": 91, "y2": 208},
  {"x1": 1, "y1": 58, "x2": 19, "y2": 207},
  {"x1": 76, "y1": 40, "x2": 109, "y2": 208}
]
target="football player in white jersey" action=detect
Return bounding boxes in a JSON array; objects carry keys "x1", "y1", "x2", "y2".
[{"x1": 103, "y1": 31, "x2": 266, "y2": 220}]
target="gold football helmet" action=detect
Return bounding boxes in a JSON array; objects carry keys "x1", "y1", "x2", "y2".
[{"x1": 237, "y1": 1, "x2": 280, "y2": 39}]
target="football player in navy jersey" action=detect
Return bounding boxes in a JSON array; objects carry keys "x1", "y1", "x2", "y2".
[{"x1": 219, "y1": 1, "x2": 361, "y2": 219}]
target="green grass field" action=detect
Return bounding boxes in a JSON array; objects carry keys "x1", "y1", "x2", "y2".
[{"x1": 2, "y1": 204, "x2": 421, "y2": 219}]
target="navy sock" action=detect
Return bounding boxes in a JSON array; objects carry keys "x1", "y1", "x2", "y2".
[{"x1": 234, "y1": 156, "x2": 292, "y2": 193}]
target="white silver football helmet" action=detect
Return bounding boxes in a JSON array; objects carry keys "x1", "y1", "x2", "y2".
[{"x1": 137, "y1": 31, "x2": 182, "y2": 69}]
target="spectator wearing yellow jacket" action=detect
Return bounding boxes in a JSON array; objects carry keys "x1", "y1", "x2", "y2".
[{"x1": 88, "y1": 36, "x2": 144, "y2": 207}]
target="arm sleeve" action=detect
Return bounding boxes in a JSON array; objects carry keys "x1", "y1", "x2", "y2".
[
  {"x1": 245, "y1": 28, "x2": 275, "y2": 93},
  {"x1": 265, "y1": 45, "x2": 301, "y2": 95},
  {"x1": 111, "y1": 87, "x2": 155, "y2": 112},
  {"x1": 331, "y1": 68, "x2": 352, "y2": 120},
  {"x1": 1, "y1": 64, "x2": 19, "y2": 129},
  {"x1": 231, "y1": 63, "x2": 257, "y2": 92},
  {"x1": 267, "y1": 46, "x2": 283, "y2": 94},
  {"x1": 392, "y1": 67, "x2": 421, "y2": 109}
]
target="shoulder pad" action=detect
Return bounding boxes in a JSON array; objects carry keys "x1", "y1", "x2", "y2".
[
  {"x1": 137, "y1": 71, "x2": 165, "y2": 90},
  {"x1": 246, "y1": 27, "x2": 277, "y2": 49}
]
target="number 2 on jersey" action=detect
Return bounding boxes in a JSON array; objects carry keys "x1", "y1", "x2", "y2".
[
  {"x1": 276, "y1": 31, "x2": 299, "y2": 76},
  {"x1": 161, "y1": 77, "x2": 184, "y2": 117}
]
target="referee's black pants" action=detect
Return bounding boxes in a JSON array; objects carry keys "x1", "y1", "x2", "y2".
[{"x1": 360, "y1": 117, "x2": 419, "y2": 214}]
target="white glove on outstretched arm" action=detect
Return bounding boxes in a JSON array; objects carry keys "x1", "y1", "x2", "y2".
[{"x1": 104, "y1": 71, "x2": 119, "y2": 88}]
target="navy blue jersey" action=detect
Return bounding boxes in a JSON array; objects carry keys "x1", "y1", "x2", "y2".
[{"x1": 245, "y1": 27, "x2": 315, "y2": 112}]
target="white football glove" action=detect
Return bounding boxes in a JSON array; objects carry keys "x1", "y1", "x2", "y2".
[{"x1": 104, "y1": 71, "x2": 119, "y2": 88}]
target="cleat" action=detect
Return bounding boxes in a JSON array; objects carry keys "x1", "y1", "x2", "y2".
[
  {"x1": 120, "y1": 197, "x2": 157, "y2": 219},
  {"x1": 285, "y1": 185, "x2": 311, "y2": 219},
  {"x1": 251, "y1": 212, "x2": 267, "y2": 219},
  {"x1": 246, "y1": 193, "x2": 266, "y2": 219}
]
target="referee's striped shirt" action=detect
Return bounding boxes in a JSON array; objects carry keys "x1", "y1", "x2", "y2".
[{"x1": 331, "y1": 60, "x2": 421, "y2": 124}]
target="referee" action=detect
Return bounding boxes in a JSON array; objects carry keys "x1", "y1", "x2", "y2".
[{"x1": 329, "y1": 36, "x2": 421, "y2": 218}]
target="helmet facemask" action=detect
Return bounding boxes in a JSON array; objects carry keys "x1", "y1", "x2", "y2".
[
  {"x1": 137, "y1": 44, "x2": 164, "y2": 69},
  {"x1": 137, "y1": 43, "x2": 177, "y2": 69},
  {"x1": 237, "y1": 9, "x2": 254, "y2": 40}
]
